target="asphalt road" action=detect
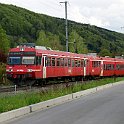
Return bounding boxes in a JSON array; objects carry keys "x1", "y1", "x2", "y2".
[{"x1": 3, "y1": 83, "x2": 124, "y2": 124}]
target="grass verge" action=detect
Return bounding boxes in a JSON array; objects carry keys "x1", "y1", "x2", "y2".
[{"x1": 0, "y1": 77, "x2": 124, "y2": 113}]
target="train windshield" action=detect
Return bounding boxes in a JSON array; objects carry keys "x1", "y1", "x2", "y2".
[
  {"x1": 8, "y1": 57, "x2": 21, "y2": 65},
  {"x1": 22, "y1": 56, "x2": 35, "y2": 65}
]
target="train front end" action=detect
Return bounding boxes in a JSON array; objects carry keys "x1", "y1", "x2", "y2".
[{"x1": 6, "y1": 43, "x2": 40, "y2": 85}]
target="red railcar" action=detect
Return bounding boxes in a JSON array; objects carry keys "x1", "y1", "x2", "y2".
[
  {"x1": 114, "y1": 58, "x2": 124, "y2": 76},
  {"x1": 88, "y1": 57, "x2": 102, "y2": 76},
  {"x1": 6, "y1": 43, "x2": 124, "y2": 85},
  {"x1": 6, "y1": 44, "x2": 89, "y2": 85}
]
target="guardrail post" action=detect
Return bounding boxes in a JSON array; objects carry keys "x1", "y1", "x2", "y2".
[
  {"x1": 96, "y1": 87, "x2": 97, "y2": 91},
  {"x1": 14, "y1": 85, "x2": 17, "y2": 95},
  {"x1": 29, "y1": 105, "x2": 32, "y2": 113}
]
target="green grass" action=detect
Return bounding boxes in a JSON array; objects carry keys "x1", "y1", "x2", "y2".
[
  {"x1": 71, "y1": 77, "x2": 123, "y2": 93},
  {"x1": 0, "y1": 77, "x2": 124, "y2": 113}
]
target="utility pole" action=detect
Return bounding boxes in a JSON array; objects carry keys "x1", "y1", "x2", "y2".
[
  {"x1": 60, "y1": 1, "x2": 68, "y2": 52},
  {"x1": 121, "y1": 27, "x2": 124, "y2": 33},
  {"x1": 74, "y1": 39, "x2": 77, "y2": 53}
]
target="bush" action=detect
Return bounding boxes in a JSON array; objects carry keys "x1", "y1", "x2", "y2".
[
  {"x1": 0, "y1": 63, "x2": 7, "y2": 85},
  {"x1": 0, "y1": 50, "x2": 7, "y2": 63}
]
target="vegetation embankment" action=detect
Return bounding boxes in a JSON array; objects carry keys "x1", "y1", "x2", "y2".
[
  {"x1": 0, "y1": 63, "x2": 9, "y2": 86},
  {"x1": 0, "y1": 77, "x2": 124, "y2": 113},
  {"x1": 0, "y1": 23, "x2": 10, "y2": 85},
  {"x1": 1, "y1": 3, "x2": 124, "y2": 56}
]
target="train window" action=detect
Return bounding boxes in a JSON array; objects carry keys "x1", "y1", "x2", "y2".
[
  {"x1": 104, "y1": 64, "x2": 114, "y2": 70},
  {"x1": 111, "y1": 64, "x2": 114, "y2": 70},
  {"x1": 47, "y1": 57, "x2": 51, "y2": 66},
  {"x1": 75, "y1": 60, "x2": 78, "y2": 67},
  {"x1": 52, "y1": 58, "x2": 55, "y2": 66},
  {"x1": 98, "y1": 61, "x2": 101, "y2": 67},
  {"x1": 23, "y1": 52, "x2": 35, "y2": 55},
  {"x1": 22, "y1": 56, "x2": 35, "y2": 65},
  {"x1": 107, "y1": 64, "x2": 109, "y2": 70},
  {"x1": 57, "y1": 58, "x2": 60, "y2": 66},
  {"x1": 61, "y1": 58, "x2": 64, "y2": 66},
  {"x1": 116, "y1": 64, "x2": 124, "y2": 70},
  {"x1": 36, "y1": 56, "x2": 41, "y2": 65},
  {"x1": 104, "y1": 64, "x2": 106, "y2": 70},
  {"x1": 116, "y1": 65, "x2": 119, "y2": 70},
  {"x1": 92, "y1": 61, "x2": 101, "y2": 67},
  {"x1": 68, "y1": 59, "x2": 71, "y2": 67},
  {"x1": 72, "y1": 59, "x2": 75, "y2": 67},
  {"x1": 78, "y1": 60, "x2": 81, "y2": 67},
  {"x1": 9, "y1": 52, "x2": 21, "y2": 56},
  {"x1": 122, "y1": 65, "x2": 124, "y2": 70},
  {"x1": 64, "y1": 58, "x2": 68, "y2": 66},
  {"x1": 81, "y1": 60, "x2": 84, "y2": 67},
  {"x1": 8, "y1": 57, "x2": 21, "y2": 65}
]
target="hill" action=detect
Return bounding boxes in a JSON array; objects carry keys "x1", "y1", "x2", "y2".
[{"x1": 0, "y1": 3, "x2": 124, "y2": 57}]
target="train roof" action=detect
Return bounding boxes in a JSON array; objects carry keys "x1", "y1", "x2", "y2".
[
  {"x1": 9, "y1": 45, "x2": 101, "y2": 59},
  {"x1": 9, "y1": 44, "x2": 124, "y2": 61}
]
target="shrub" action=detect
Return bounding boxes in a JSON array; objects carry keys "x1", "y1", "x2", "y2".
[
  {"x1": 0, "y1": 50, "x2": 7, "y2": 63},
  {"x1": 0, "y1": 63, "x2": 7, "y2": 85}
]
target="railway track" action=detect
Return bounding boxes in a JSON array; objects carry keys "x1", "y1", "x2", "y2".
[
  {"x1": 1, "y1": 75, "x2": 109, "y2": 94},
  {"x1": 0, "y1": 80, "x2": 89, "y2": 94}
]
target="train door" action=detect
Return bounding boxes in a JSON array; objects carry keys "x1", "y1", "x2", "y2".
[
  {"x1": 100, "y1": 60, "x2": 104, "y2": 76},
  {"x1": 42, "y1": 55, "x2": 47, "y2": 78},
  {"x1": 84, "y1": 59, "x2": 87, "y2": 76}
]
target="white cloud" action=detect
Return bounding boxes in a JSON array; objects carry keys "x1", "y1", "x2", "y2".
[
  {"x1": 88, "y1": 17, "x2": 110, "y2": 27},
  {"x1": 68, "y1": 5, "x2": 110, "y2": 28},
  {"x1": 68, "y1": 6, "x2": 85, "y2": 23}
]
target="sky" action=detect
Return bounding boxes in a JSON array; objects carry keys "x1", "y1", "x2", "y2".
[{"x1": 0, "y1": 0, "x2": 124, "y2": 33}]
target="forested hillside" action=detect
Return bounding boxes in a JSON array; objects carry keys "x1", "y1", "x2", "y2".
[{"x1": 1, "y1": 3, "x2": 124, "y2": 57}]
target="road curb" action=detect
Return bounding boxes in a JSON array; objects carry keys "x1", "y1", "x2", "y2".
[
  {"x1": 0, "y1": 106, "x2": 30, "y2": 123},
  {"x1": 30, "y1": 94, "x2": 72, "y2": 112}
]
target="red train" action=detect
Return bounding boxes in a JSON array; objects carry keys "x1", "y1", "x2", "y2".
[{"x1": 6, "y1": 43, "x2": 124, "y2": 85}]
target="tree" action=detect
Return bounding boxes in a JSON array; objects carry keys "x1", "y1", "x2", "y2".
[
  {"x1": 99, "y1": 48, "x2": 111, "y2": 57},
  {"x1": 1, "y1": 3, "x2": 124, "y2": 56},
  {"x1": 0, "y1": 63, "x2": 7, "y2": 85},
  {"x1": 36, "y1": 30, "x2": 63, "y2": 50},
  {"x1": 69, "y1": 30, "x2": 88, "y2": 54},
  {"x1": 0, "y1": 25, "x2": 10, "y2": 54},
  {"x1": 36, "y1": 30, "x2": 48, "y2": 46},
  {"x1": 0, "y1": 50, "x2": 6, "y2": 63}
]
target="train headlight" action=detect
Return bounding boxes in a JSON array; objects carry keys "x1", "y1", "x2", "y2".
[
  {"x1": 6, "y1": 69, "x2": 13, "y2": 72},
  {"x1": 27, "y1": 69, "x2": 33, "y2": 72}
]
